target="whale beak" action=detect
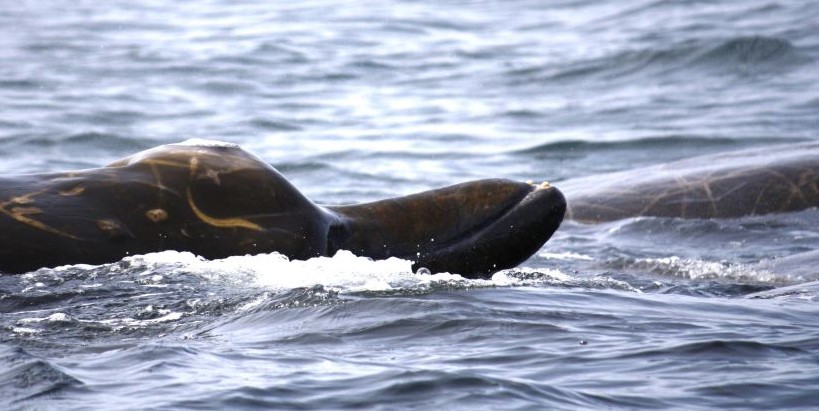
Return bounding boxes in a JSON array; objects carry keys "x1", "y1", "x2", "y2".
[
  {"x1": 327, "y1": 179, "x2": 566, "y2": 278},
  {"x1": 410, "y1": 180, "x2": 566, "y2": 277}
]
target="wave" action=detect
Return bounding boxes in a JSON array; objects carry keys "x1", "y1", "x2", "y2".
[
  {"x1": 622, "y1": 339, "x2": 808, "y2": 360},
  {"x1": 0, "y1": 132, "x2": 156, "y2": 172},
  {"x1": 0, "y1": 251, "x2": 571, "y2": 343},
  {"x1": 246, "y1": 117, "x2": 303, "y2": 132},
  {"x1": 696, "y1": 36, "x2": 798, "y2": 67},
  {"x1": 512, "y1": 36, "x2": 807, "y2": 85},
  {"x1": 0, "y1": 346, "x2": 83, "y2": 406},
  {"x1": 607, "y1": 256, "x2": 784, "y2": 285},
  {"x1": 12, "y1": 250, "x2": 571, "y2": 296},
  {"x1": 0, "y1": 249, "x2": 655, "y2": 346},
  {"x1": 5, "y1": 131, "x2": 151, "y2": 152},
  {"x1": 511, "y1": 135, "x2": 809, "y2": 156}
]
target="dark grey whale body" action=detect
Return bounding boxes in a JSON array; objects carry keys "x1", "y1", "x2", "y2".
[
  {"x1": 562, "y1": 142, "x2": 819, "y2": 223},
  {"x1": 0, "y1": 141, "x2": 566, "y2": 278}
]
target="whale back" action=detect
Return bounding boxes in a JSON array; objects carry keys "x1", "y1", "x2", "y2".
[
  {"x1": 561, "y1": 142, "x2": 819, "y2": 223},
  {"x1": 0, "y1": 142, "x2": 331, "y2": 273}
]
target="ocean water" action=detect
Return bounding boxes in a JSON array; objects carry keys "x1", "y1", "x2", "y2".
[{"x1": 2, "y1": 0, "x2": 819, "y2": 409}]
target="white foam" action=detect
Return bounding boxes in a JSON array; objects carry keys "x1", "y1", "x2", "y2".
[
  {"x1": 628, "y1": 256, "x2": 788, "y2": 285},
  {"x1": 18, "y1": 312, "x2": 72, "y2": 324},
  {"x1": 99, "y1": 250, "x2": 573, "y2": 293},
  {"x1": 11, "y1": 327, "x2": 40, "y2": 335},
  {"x1": 174, "y1": 138, "x2": 239, "y2": 148},
  {"x1": 538, "y1": 251, "x2": 593, "y2": 261},
  {"x1": 97, "y1": 311, "x2": 185, "y2": 329}
]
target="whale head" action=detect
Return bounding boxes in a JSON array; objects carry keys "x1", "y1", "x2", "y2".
[{"x1": 327, "y1": 179, "x2": 566, "y2": 279}]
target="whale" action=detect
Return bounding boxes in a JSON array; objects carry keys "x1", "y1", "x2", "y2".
[
  {"x1": 0, "y1": 141, "x2": 566, "y2": 278},
  {"x1": 561, "y1": 142, "x2": 819, "y2": 223}
]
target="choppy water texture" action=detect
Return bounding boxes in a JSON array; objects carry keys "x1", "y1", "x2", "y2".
[{"x1": 2, "y1": 0, "x2": 819, "y2": 409}]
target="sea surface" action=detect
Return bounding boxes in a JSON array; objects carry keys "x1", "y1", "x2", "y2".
[{"x1": 2, "y1": 0, "x2": 819, "y2": 409}]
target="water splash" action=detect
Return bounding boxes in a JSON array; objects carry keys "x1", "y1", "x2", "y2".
[{"x1": 608, "y1": 256, "x2": 790, "y2": 286}]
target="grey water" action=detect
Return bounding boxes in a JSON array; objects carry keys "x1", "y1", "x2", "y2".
[{"x1": 2, "y1": 0, "x2": 819, "y2": 409}]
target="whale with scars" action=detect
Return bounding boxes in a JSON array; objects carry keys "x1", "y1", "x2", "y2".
[
  {"x1": 0, "y1": 140, "x2": 566, "y2": 278},
  {"x1": 560, "y1": 142, "x2": 819, "y2": 223}
]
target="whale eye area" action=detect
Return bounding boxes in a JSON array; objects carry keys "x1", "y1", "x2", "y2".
[{"x1": 146, "y1": 208, "x2": 168, "y2": 222}]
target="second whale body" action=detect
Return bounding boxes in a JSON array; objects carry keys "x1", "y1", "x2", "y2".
[{"x1": 562, "y1": 142, "x2": 819, "y2": 223}]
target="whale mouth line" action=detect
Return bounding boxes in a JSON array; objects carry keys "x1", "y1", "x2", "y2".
[
  {"x1": 412, "y1": 183, "x2": 566, "y2": 277},
  {"x1": 430, "y1": 185, "x2": 541, "y2": 252}
]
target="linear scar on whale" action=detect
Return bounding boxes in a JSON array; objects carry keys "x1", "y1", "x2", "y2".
[
  {"x1": 558, "y1": 142, "x2": 819, "y2": 224},
  {"x1": 0, "y1": 141, "x2": 566, "y2": 278}
]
